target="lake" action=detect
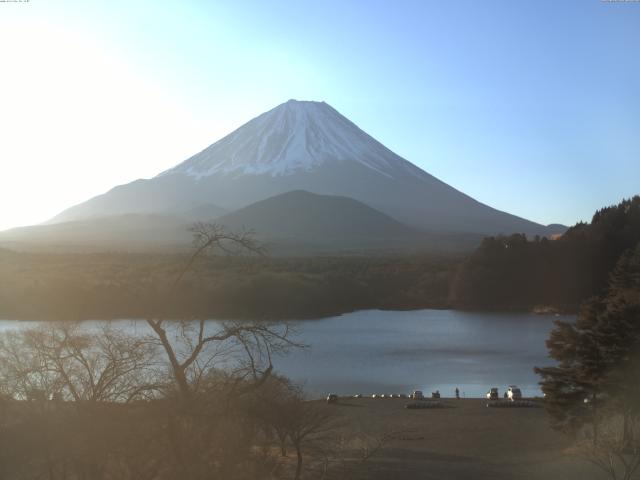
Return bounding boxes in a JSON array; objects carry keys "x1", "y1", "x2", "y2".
[{"x1": 0, "y1": 309, "x2": 569, "y2": 398}]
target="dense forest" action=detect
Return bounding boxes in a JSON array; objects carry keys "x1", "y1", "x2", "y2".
[
  {"x1": 450, "y1": 196, "x2": 640, "y2": 311},
  {"x1": 0, "y1": 251, "x2": 456, "y2": 320}
]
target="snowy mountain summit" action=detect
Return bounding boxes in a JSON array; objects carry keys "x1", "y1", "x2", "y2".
[
  {"x1": 49, "y1": 99, "x2": 562, "y2": 238},
  {"x1": 160, "y1": 100, "x2": 421, "y2": 180}
]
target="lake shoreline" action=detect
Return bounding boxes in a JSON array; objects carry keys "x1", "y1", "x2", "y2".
[
  {"x1": 0, "y1": 305, "x2": 573, "y2": 323},
  {"x1": 1, "y1": 309, "x2": 568, "y2": 398}
]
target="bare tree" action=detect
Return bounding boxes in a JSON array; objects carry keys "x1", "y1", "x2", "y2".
[
  {"x1": 145, "y1": 223, "x2": 301, "y2": 400},
  {"x1": 282, "y1": 400, "x2": 397, "y2": 480},
  {"x1": 577, "y1": 411, "x2": 640, "y2": 480},
  {"x1": 249, "y1": 375, "x2": 302, "y2": 457},
  {"x1": 0, "y1": 323, "x2": 161, "y2": 403},
  {"x1": 0, "y1": 323, "x2": 164, "y2": 480},
  {"x1": 0, "y1": 223, "x2": 305, "y2": 480},
  {"x1": 279, "y1": 397, "x2": 338, "y2": 480},
  {"x1": 138, "y1": 223, "x2": 305, "y2": 480}
]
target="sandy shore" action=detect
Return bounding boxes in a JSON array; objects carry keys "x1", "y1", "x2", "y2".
[{"x1": 323, "y1": 397, "x2": 605, "y2": 480}]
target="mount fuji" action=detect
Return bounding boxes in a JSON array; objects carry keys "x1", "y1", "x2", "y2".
[{"x1": 5, "y1": 100, "x2": 563, "y2": 252}]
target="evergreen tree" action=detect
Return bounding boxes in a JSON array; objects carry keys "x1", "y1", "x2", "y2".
[
  {"x1": 452, "y1": 196, "x2": 640, "y2": 311},
  {"x1": 535, "y1": 243, "x2": 640, "y2": 479},
  {"x1": 535, "y1": 298, "x2": 608, "y2": 434},
  {"x1": 536, "y1": 244, "x2": 640, "y2": 430}
]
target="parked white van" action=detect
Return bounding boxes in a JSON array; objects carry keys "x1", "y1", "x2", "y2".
[
  {"x1": 507, "y1": 385, "x2": 522, "y2": 401},
  {"x1": 410, "y1": 390, "x2": 424, "y2": 400}
]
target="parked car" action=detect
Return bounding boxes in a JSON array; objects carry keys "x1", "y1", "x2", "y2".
[
  {"x1": 507, "y1": 386, "x2": 523, "y2": 401},
  {"x1": 486, "y1": 387, "x2": 499, "y2": 400},
  {"x1": 410, "y1": 390, "x2": 424, "y2": 400},
  {"x1": 353, "y1": 394, "x2": 362, "y2": 398},
  {"x1": 326, "y1": 394, "x2": 338, "y2": 404}
]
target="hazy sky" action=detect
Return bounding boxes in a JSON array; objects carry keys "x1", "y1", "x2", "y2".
[{"x1": 1, "y1": 0, "x2": 638, "y2": 231}]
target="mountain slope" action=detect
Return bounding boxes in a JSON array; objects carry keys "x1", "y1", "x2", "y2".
[
  {"x1": 215, "y1": 190, "x2": 480, "y2": 254},
  {"x1": 179, "y1": 203, "x2": 228, "y2": 222},
  {"x1": 0, "y1": 192, "x2": 481, "y2": 254},
  {"x1": 0, "y1": 214, "x2": 192, "y2": 251},
  {"x1": 51, "y1": 99, "x2": 560, "y2": 237},
  {"x1": 216, "y1": 190, "x2": 417, "y2": 248}
]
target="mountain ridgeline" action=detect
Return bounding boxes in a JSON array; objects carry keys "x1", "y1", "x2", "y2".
[
  {"x1": 0, "y1": 99, "x2": 565, "y2": 255},
  {"x1": 1, "y1": 191, "x2": 482, "y2": 254},
  {"x1": 450, "y1": 196, "x2": 640, "y2": 311}
]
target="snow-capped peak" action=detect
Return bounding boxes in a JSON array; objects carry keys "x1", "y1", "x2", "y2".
[{"x1": 159, "y1": 100, "x2": 424, "y2": 179}]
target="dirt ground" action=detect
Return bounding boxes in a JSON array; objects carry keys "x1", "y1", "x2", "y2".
[{"x1": 324, "y1": 397, "x2": 606, "y2": 480}]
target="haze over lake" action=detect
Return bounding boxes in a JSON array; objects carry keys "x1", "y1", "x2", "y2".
[{"x1": 0, "y1": 309, "x2": 567, "y2": 398}]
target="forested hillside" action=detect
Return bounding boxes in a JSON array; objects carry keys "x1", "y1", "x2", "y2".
[
  {"x1": 450, "y1": 196, "x2": 640, "y2": 311},
  {"x1": 0, "y1": 252, "x2": 455, "y2": 320}
]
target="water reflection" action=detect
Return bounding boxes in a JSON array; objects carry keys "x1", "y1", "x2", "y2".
[{"x1": 278, "y1": 309, "x2": 569, "y2": 398}]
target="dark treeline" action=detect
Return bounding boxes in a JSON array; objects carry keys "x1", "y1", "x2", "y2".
[
  {"x1": 450, "y1": 196, "x2": 640, "y2": 311},
  {"x1": 0, "y1": 251, "x2": 457, "y2": 320}
]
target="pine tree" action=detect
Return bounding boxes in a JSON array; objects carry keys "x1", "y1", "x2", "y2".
[
  {"x1": 535, "y1": 243, "x2": 640, "y2": 479},
  {"x1": 535, "y1": 297, "x2": 608, "y2": 435}
]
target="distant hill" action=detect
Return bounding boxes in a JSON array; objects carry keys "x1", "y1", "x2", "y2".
[
  {"x1": 544, "y1": 223, "x2": 569, "y2": 237},
  {"x1": 178, "y1": 203, "x2": 228, "y2": 222},
  {"x1": 213, "y1": 190, "x2": 481, "y2": 254},
  {"x1": 216, "y1": 190, "x2": 418, "y2": 250},
  {"x1": 0, "y1": 214, "x2": 192, "y2": 252}
]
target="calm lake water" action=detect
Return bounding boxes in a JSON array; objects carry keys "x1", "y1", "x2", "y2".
[{"x1": 0, "y1": 309, "x2": 570, "y2": 398}]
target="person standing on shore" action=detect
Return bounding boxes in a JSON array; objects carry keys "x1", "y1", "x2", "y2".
[{"x1": 455, "y1": 387, "x2": 460, "y2": 399}]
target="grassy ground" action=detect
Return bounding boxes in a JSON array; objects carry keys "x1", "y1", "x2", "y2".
[{"x1": 325, "y1": 397, "x2": 605, "y2": 480}]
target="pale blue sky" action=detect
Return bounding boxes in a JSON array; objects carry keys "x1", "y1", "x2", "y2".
[{"x1": 1, "y1": 0, "x2": 638, "y2": 230}]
